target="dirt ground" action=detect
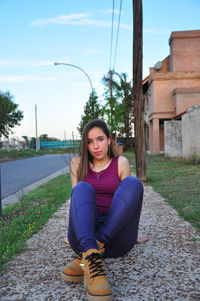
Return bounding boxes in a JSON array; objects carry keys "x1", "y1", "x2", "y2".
[{"x1": 0, "y1": 185, "x2": 200, "y2": 301}]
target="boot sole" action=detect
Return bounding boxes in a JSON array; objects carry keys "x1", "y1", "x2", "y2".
[
  {"x1": 87, "y1": 292, "x2": 113, "y2": 301},
  {"x1": 61, "y1": 271, "x2": 84, "y2": 283},
  {"x1": 84, "y1": 278, "x2": 113, "y2": 301}
]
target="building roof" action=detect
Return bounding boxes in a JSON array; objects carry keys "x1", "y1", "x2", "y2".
[
  {"x1": 173, "y1": 110, "x2": 187, "y2": 120},
  {"x1": 142, "y1": 75, "x2": 150, "y2": 93},
  {"x1": 143, "y1": 75, "x2": 150, "y2": 85},
  {"x1": 169, "y1": 29, "x2": 200, "y2": 45}
]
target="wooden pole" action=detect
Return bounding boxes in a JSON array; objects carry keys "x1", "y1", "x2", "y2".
[{"x1": 133, "y1": 0, "x2": 147, "y2": 182}]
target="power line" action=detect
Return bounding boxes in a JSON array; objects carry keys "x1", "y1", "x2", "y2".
[
  {"x1": 109, "y1": 0, "x2": 115, "y2": 70},
  {"x1": 113, "y1": 0, "x2": 122, "y2": 70}
]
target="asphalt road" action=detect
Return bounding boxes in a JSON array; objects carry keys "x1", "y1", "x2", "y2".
[{"x1": 1, "y1": 154, "x2": 73, "y2": 199}]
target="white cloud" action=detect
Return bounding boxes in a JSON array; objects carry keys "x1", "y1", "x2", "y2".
[
  {"x1": 0, "y1": 75, "x2": 56, "y2": 83},
  {"x1": 31, "y1": 12, "x2": 128, "y2": 29},
  {"x1": 31, "y1": 13, "x2": 168, "y2": 35},
  {"x1": 32, "y1": 13, "x2": 91, "y2": 26}
]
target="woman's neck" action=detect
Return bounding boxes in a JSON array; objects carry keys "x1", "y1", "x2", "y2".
[{"x1": 92, "y1": 156, "x2": 111, "y2": 171}]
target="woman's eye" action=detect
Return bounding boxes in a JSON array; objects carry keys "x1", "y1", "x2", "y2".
[
  {"x1": 88, "y1": 140, "x2": 92, "y2": 144},
  {"x1": 99, "y1": 137, "x2": 104, "y2": 141}
]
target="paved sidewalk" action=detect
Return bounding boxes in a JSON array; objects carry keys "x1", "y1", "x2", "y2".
[{"x1": 0, "y1": 185, "x2": 200, "y2": 301}]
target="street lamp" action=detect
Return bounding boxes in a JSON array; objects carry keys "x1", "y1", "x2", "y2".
[{"x1": 54, "y1": 62, "x2": 94, "y2": 92}]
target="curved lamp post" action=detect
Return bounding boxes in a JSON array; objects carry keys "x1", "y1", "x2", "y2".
[{"x1": 54, "y1": 62, "x2": 94, "y2": 92}]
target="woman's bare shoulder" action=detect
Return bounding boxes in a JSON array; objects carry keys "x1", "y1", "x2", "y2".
[
  {"x1": 71, "y1": 155, "x2": 81, "y2": 168},
  {"x1": 70, "y1": 156, "x2": 80, "y2": 188},
  {"x1": 118, "y1": 155, "x2": 131, "y2": 179},
  {"x1": 118, "y1": 155, "x2": 130, "y2": 166},
  {"x1": 71, "y1": 155, "x2": 80, "y2": 163}
]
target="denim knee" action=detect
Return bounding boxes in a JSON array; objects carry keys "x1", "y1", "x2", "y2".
[
  {"x1": 71, "y1": 181, "x2": 95, "y2": 197},
  {"x1": 71, "y1": 181, "x2": 96, "y2": 210},
  {"x1": 121, "y1": 176, "x2": 143, "y2": 193}
]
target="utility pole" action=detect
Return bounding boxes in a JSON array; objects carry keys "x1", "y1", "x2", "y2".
[
  {"x1": 35, "y1": 105, "x2": 40, "y2": 152},
  {"x1": 132, "y1": 0, "x2": 147, "y2": 182},
  {"x1": 72, "y1": 131, "x2": 75, "y2": 152}
]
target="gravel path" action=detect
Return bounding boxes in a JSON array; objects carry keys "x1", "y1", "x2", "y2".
[{"x1": 1, "y1": 185, "x2": 200, "y2": 301}]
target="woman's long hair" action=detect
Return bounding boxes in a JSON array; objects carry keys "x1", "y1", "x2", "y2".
[{"x1": 73, "y1": 119, "x2": 118, "y2": 182}]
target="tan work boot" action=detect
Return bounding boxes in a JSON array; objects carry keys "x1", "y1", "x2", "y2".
[
  {"x1": 80, "y1": 249, "x2": 112, "y2": 301},
  {"x1": 62, "y1": 253, "x2": 84, "y2": 283},
  {"x1": 97, "y1": 241, "x2": 105, "y2": 254},
  {"x1": 61, "y1": 241, "x2": 104, "y2": 283}
]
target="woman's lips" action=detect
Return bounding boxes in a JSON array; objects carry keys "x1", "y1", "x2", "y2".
[{"x1": 94, "y1": 151, "x2": 101, "y2": 155}]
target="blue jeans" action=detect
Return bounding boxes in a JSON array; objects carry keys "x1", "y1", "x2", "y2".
[{"x1": 68, "y1": 176, "x2": 143, "y2": 258}]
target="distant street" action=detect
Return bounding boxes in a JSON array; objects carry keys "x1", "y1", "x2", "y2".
[{"x1": 1, "y1": 154, "x2": 73, "y2": 199}]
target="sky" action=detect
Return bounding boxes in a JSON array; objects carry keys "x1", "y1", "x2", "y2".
[{"x1": 0, "y1": 0, "x2": 200, "y2": 141}]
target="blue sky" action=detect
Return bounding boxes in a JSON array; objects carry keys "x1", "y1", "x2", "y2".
[{"x1": 0, "y1": 0, "x2": 200, "y2": 140}]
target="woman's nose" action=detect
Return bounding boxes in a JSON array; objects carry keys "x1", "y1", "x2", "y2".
[{"x1": 94, "y1": 141, "x2": 99, "y2": 148}]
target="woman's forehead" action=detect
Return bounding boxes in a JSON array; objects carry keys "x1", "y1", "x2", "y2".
[{"x1": 88, "y1": 127, "x2": 105, "y2": 138}]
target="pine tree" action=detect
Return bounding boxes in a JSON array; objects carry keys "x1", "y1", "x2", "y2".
[{"x1": 78, "y1": 90, "x2": 101, "y2": 136}]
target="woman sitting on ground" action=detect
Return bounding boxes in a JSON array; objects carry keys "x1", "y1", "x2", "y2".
[{"x1": 62, "y1": 119, "x2": 148, "y2": 301}]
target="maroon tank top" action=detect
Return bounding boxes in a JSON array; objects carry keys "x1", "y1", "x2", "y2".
[{"x1": 84, "y1": 156, "x2": 121, "y2": 213}]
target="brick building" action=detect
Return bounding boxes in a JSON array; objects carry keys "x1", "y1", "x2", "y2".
[{"x1": 143, "y1": 30, "x2": 200, "y2": 154}]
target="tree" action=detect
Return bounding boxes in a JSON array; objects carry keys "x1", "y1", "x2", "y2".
[
  {"x1": 0, "y1": 91, "x2": 23, "y2": 138},
  {"x1": 39, "y1": 134, "x2": 59, "y2": 141},
  {"x1": 102, "y1": 70, "x2": 134, "y2": 147},
  {"x1": 102, "y1": 70, "x2": 122, "y2": 136},
  {"x1": 30, "y1": 137, "x2": 36, "y2": 149},
  {"x1": 111, "y1": 72, "x2": 133, "y2": 147},
  {"x1": 22, "y1": 135, "x2": 30, "y2": 148},
  {"x1": 78, "y1": 89, "x2": 101, "y2": 136}
]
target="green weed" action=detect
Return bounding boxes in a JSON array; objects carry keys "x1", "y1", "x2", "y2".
[
  {"x1": 125, "y1": 150, "x2": 200, "y2": 234},
  {"x1": 0, "y1": 174, "x2": 72, "y2": 269}
]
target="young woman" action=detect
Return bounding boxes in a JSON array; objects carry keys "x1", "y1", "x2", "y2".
[{"x1": 62, "y1": 119, "x2": 147, "y2": 301}]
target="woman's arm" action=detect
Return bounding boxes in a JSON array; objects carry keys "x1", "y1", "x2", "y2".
[
  {"x1": 118, "y1": 156, "x2": 131, "y2": 181},
  {"x1": 70, "y1": 156, "x2": 80, "y2": 188}
]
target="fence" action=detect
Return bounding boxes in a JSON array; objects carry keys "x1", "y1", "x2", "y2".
[{"x1": 34, "y1": 140, "x2": 81, "y2": 150}]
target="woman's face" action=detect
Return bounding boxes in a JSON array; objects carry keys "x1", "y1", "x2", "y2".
[{"x1": 87, "y1": 127, "x2": 111, "y2": 160}]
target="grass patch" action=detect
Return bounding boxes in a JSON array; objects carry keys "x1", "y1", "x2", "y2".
[
  {"x1": 0, "y1": 173, "x2": 72, "y2": 270},
  {"x1": 0, "y1": 148, "x2": 79, "y2": 161},
  {"x1": 1, "y1": 149, "x2": 199, "y2": 270},
  {"x1": 124, "y1": 150, "x2": 200, "y2": 234}
]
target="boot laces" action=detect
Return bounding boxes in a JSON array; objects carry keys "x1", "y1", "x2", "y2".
[
  {"x1": 75, "y1": 252, "x2": 82, "y2": 260},
  {"x1": 85, "y1": 252, "x2": 106, "y2": 279}
]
